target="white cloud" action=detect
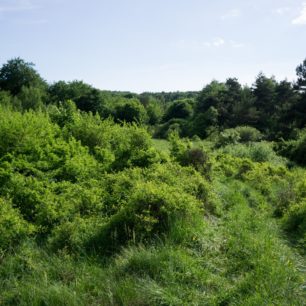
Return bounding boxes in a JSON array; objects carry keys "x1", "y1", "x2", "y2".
[
  {"x1": 204, "y1": 37, "x2": 225, "y2": 48},
  {"x1": 229, "y1": 40, "x2": 245, "y2": 48},
  {"x1": 212, "y1": 37, "x2": 225, "y2": 47},
  {"x1": 221, "y1": 9, "x2": 241, "y2": 20},
  {"x1": 176, "y1": 37, "x2": 245, "y2": 50},
  {"x1": 292, "y1": 2, "x2": 306, "y2": 25},
  {"x1": 0, "y1": 0, "x2": 38, "y2": 12}
]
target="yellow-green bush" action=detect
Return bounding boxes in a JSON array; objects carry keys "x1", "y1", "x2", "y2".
[{"x1": 0, "y1": 198, "x2": 35, "y2": 250}]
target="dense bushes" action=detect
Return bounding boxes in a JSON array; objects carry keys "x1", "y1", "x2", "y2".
[
  {"x1": 163, "y1": 99, "x2": 193, "y2": 122},
  {"x1": 283, "y1": 200, "x2": 306, "y2": 249},
  {"x1": 113, "y1": 99, "x2": 148, "y2": 124},
  {"x1": 217, "y1": 126, "x2": 262, "y2": 147},
  {"x1": 277, "y1": 129, "x2": 306, "y2": 166},
  {"x1": 90, "y1": 181, "x2": 203, "y2": 252},
  {"x1": 221, "y1": 142, "x2": 286, "y2": 164},
  {"x1": 0, "y1": 198, "x2": 34, "y2": 251},
  {"x1": 0, "y1": 106, "x2": 212, "y2": 255},
  {"x1": 169, "y1": 132, "x2": 212, "y2": 175},
  {"x1": 0, "y1": 108, "x2": 58, "y2": 156},
  {"x1": 0, "y1": 99, "x2": 305, "y2": 305}
]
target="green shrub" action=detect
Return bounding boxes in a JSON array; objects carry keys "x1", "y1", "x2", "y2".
[
  {"x1": 0, "y1": 198, "x2": 34, "y2": 250},
  {"x1": 48, "y1": 216, "x2": 106, "y2": 253},
  {"x1": 0, "y1": 90, "x2": 13, "y2": 108},
  {"x1": 169, "y1": 132, "x2": 211, "y2": 176},
  {"x1": 249, "y1": 142, "x2": 279, "y2": 162},
  {"x1": 0, "y1": 108, "x2": 58, "y2": 156},
  {"x1": 235, "y1": 126, "x2": 262, "y2": 142},
  {"x1": 217, "y1": 128, "x2": 241, "y2": 147},
  {"x1": 47, "y1": 99, "x2": 79, "y2": 127},
  {"x1": 281, "y1": 129, "x2": 306, "y2": 165},
  {"x1": 17, "y1": 86, "x2": 45, "y2": 111},
  {"x1": 154, "y1": 118, "x2": 188, "y2": 138},
  {"x1": 283, "y1": 200, "x2": 306, "y2": 250},
  {"x1": 221, "y1": 142, "x2": 286, "y2": 164},
  {"x1": 89, "y1": 181, "x2": 203, "y2": 252},
  {"x1": 217, "y1": 126, "x2": 262, "y2": 147},
  {"x1": 113, "y1": 99, "x2": 148, "y2": 124},
  {"x1": 65, "y1": 111, "x2": 160, "y2": 170},
  {"x1": 163, "y1": 99, "x2": 193, "y2": 122}
]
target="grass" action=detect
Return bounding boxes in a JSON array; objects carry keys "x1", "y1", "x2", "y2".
[
  {"x1": 152, "y1": 138, "x2": 213, "y2": 154},
  {"x1": 0, "y1": 178, "x2": 305, "y2": 306},
  {"x1": 152, "y1": 139, "x2": 171, "y2": 154}
]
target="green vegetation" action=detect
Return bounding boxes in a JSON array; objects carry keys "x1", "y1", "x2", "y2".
[{"x1": 0, "y1": 58, "x2": 305, "y2": 305}]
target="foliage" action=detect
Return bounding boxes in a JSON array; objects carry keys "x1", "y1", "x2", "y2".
[
  {"x1": 283, "y1": 200, "x2": 306, "y2": 250},
  {"x1": 296, "y1": 58, "x2": 306, "y2": 86},
  {"x1": 234, "y1": 125, "x2": 262, "y2": 142},
  {"x1": 48, "y1": 80, "x2": 105, "y2": 113},
  {"x1": 169, "y1": 132, "x2": 212, "y2": 177},
  {"x1": 277, "y1": 129, "x2": 306, "y2": 166},
  {"x1": 113, "y1": 98, "x2": 148, "y2": 124},
  {"x1": 0, "y1": 58, "x2": 46, "y2": 95},
  {"x1": 146, "y1": 99, "x2": 164, "y2": 124},
  {"x1": 0, "y1": 90, "x2": 13, "y2": 108},
  {"x1": 163, "y1": 99, "x2": 193, "y2": 122},
  {"x1": 217, "y1": 128, "x2": 241, "y2": 147},
  {"x1": 0, "y1": 57, "x2": 305, "y2": 305},
  {"x1": 221, "y1": 142, "x2": 286, "y2": 164},
  {"x1": 216, "y1": 126, "x2": 262, "y2": 148},
  {"x1": 16, "y1": 85, "x2": 45, "y2": 111},
  {"x1": 0, "y1": 198, "x2": 34, "y2": 251}
]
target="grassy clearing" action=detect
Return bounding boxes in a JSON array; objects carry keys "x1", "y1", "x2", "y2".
[{"x1": 152, "y1": 139, "x2": 171, "y2": 154}]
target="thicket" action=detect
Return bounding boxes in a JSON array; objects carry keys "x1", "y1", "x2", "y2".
[
  {"x1": 0, "y1": 58, "x2": 305, "y2": 305},
  {"x1": 0, "y1": 103, "x2": 304, "y2": 304}
]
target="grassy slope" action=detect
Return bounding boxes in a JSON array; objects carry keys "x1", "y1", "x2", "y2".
[
  {"x1": 0, "y1": 122, "x2": 305, "y2": 305},
  {"x1": 1, "y1": 171, "x2": 305, "y2": 305}
]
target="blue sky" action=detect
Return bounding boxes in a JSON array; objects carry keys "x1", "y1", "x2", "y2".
[{"x1": 1, "y1": 0, "x2": 306, "y2": 92}]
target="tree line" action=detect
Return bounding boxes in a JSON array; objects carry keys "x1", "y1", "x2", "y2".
[{"x1": 0, "y1": 57, "x2": 306, "y2": 141}]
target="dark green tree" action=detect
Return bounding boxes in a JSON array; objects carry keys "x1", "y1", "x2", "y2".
[
  {"x1": 231, "y1": 86, "x2": 259, "y2": 127},
  {"x1": 146, "y1": 100, "x2": 164, "y2": 125},
  {"x1": 163, "y1": 99, "x2": 193, "y2": 122},
  {"x1": 252, "y1": 73, "x2": 277, "y2": 131},
  {"x1": 113, "y1": 99, "x2": 148, "y2": 124},
  {"x1": 196, "y1": 81, "x2": 227, "y2": 114},
  {"x1": 48, "y1": 80, "x2": 105, "y2": 113},
  {"x1": 296, "y1": 58, "x2": 306, "y2": 86},
  {"x1": 0, "y1": 58, "x2": 46, "y2": 95},
  {"x1": 272, "y1": 80, "x2": 300, "y2": 138},
  {"x1": 191, "y1": 106, "x2": 219, "y2": 138},
  {"x1": 16, "y1": 86, "x2": 45, "y2": 111}
]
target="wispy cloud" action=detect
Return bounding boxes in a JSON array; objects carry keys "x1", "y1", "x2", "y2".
[
  {"x1": 229, "y1": 40, "x2": 245, "y2": 48},
  {"x1": 204, "y1": 37, "x2": 225, "y2": 47},
  {"x1": 220, "y1": 9, "x2": 241, "y2": 20},
  {"x1": 177, "y1": 38, "x2": 245, "y2": 50},
  {"x1": 292, "y1": 2, "x2": 306, "y2": 25},
  {"x1": 273, "y1": 7, "x2": 290, "y2": 16},
  {"x1": 0, "y1": 0, "x2": 38, "y2": 12}
]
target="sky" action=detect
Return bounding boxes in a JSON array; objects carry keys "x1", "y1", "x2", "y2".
[{"x1": 0, "y1": 0, "x2": 306, "y2": 92}]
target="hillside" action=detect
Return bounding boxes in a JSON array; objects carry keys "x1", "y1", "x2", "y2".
[{"x1": 0, "y1": 58, "x2": 305, "y2": 305}]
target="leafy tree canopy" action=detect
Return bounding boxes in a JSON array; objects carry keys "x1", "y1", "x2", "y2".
[
  {"x1": 0, "y1": 58, "x2": 46, "y2": 95},
  {"x1": 296, "y1": 58, "x2": 306, "y2": 86}
]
